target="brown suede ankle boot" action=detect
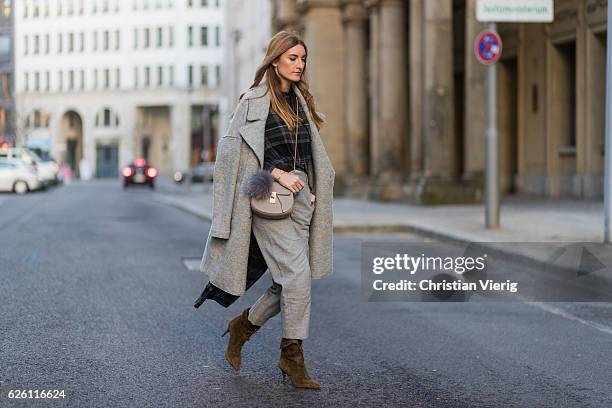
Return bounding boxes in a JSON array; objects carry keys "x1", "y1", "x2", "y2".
[
  {"x1": 222, "y1": 308, "x2": 260, "y2": 372},
  {"x1": 278, "y1": 338, "x2": 320, "y2": 389}
]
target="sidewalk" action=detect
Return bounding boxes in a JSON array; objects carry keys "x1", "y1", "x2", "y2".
[{"x1": 153, "y1": 176, "x2": 612, "y2": 272}]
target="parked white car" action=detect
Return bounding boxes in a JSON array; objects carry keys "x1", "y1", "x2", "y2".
[
  {"x1": 0, "y1": 160, "x2": 42, "y2": 194},
  {"x1": 0, "y1": 147, "x2": 59, "y2": 186}
]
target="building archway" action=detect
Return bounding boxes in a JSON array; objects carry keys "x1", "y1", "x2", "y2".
[{"x1": 59, "y1": 110, "x2": 84, "y2": 178}]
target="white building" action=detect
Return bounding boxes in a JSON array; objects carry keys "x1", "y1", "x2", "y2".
[
  {"x1": 222, "y1": 0, "x2": 271, "y2": 135},
  {"x1": 15, "y1": 0, "x2": 225, "y2": 178}
]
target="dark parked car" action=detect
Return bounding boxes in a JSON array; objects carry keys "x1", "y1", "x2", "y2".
[{"x1": 122, "y1": 158, "x2": 157, "y2": 189}]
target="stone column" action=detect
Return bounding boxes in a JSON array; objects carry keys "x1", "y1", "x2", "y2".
[
  {"x1": 297, "y1": 0, "x2": 347, "y2": 192},
  {"x1": 584, "y1": 1, "x2": 607, "y2": 198},
  {"x1": 420, "y1": 0, "x2": 456, "y2": 201},
  {"x1": 463, "y1": 0, "x2": 486, "y2": 182},
  {"x1": 372, "y1": 0, "x2": 407, "y2": 200},
  {"x1": 119, "y1": 101, "x2": 136, "y2": 170},
  {"x1": 341, "y1": 0, "x2": 368, "y2": 191},
  {"x1": 366, "y1": 0, "x2": 381, "y2": 183},
  {"x1": 274, "y1": 0, "x2": 299, "y2": 32},
  {"x1": 409, "y1": 0, "x2": 424, "y2": 180},
  {"x1": 170, "y1": 96, "x2": 191, "y2": 172}
]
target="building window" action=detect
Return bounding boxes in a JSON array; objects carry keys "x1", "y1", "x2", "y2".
[
  {"x1": 67, "y1": 0, "x2": 74, "y2": 15},
  {"x1": 114, "y1": 0, "x2": 120, "y2": 12},
  {"x1": 57, "y1": 0, "x2": 62, "y2": 16},
  {"x1": 201, "y1": 0, "x2": 207, "y2": 6},
  {"x1": 200, "y1": 65, "x2": 207, "y2": 86},
  {"x1": 115, "y1": 30, "x2": 120, "y2": 50},
  {"x1": 68, "y1": 32, "x2": 74, "y2": 52},
  {"x1": 104, "y1": 68, "x2": 110, "y2": 88},
  {"x1": 79, "y1": 32, "x2": 84, "y2": 52},
  {"x1": 168, "y1": 27, "x2": 174, "y2": 47},
  {"x1": 144, "y1": 66, "x2": 150, "y2": 86},
  {"x1": 33, "y1": 3, "x2": 39, "y2": 17},
  {"x1": 187, "y1": 65, "x2": 193, "y2": 87},
  {"x1": 156, "y1": 27, "x2": 162, "y2": 47},
  {"x1": 156, "y1": 0, "x2": 162, "y2": 9},
  {"x1": 34, "y1": 35, "x2": 40, "y2": 54},
  {"x1": 187, "y1": 0, "x2": 193, "y2": 7},
  {"x1": 93, "y1": 31, "x2": 98, "y2": 51},
  {"x1": 44, "y1": 1, "x2": 50, "y2": 17},
  {"x1": 157, "y1": 66, "x2": 163, "y2": 86},
  {"x1": 187, "y1": 26, "x2": 193, "y2": 47},
  {"x1": 93, "y1": 68, "x2": 98, "y2": 88},
  {"x1": 115, "y1": 67, "x2": 120, "y2": 88},
  {"x1": 95, "y1": 108, "x2": 119, "y2": 128},
  {"x1": 169, "y1": 65, "x2": 174, "y2": 86},
  {"x1": 45, "y1": 34, "x2": 50, "y2": 54},
  {"x1": 215, "y1": 64, "x2": 220, "y2": 87},
  {"x1": 34, "y1": 72, "x2": 40, "y2": 91},
  {"x1": 45, "y1": 71, "x2": 50, "y2": 91},
  {"x1": 200, "y1": 26, "x2": 207, "y2": 46},
  {"x1": 132, "y1": 0, "x2": 137, "y2": 10},
  {"x1": 103, "y1": 30, "x2": 109, "y2": 50},
  {"x1": 144, "y1": 0, "x2": 150, "y2": 10},
  {"x1": 80, "y1": 69, "x2": 85, "y2": 89},
  {"x1": 133, "y1": 28, "x2": 138, "y2": 48},
  {"x1": 57, "y1": 33, "x2": 63, "y2": 53},
  {"x1": 23, "y1": 35, "x2": 28, "y2": 55},
  {"x1": 79, "y1": 0, "x2": 84, "y2": 14},
  {"x1": 24, "y1": 72, "x2": 29, "y2": 92},
  {"x1": 144, "y1": 28, "x2": 150, "y2": 48},
  {"x1": 58, "y1": 70, "x2": 63, "y2": 91},
  {"x1": 23, "y1": 3, "x2": 28, "y2": 18},
  {"x1": 215, "y1": 0, "x2": 219, "y2": 7},
  {"x1": 215, "y1": 26, "x2": 220, "y2": 47},
  {"x1": 103, "y1": 0, "x2": 109, "y2": 13},
  {"x1": 133, "y1": 67, "x2": 138, "y2": 88},
  {"x1": 68, "y1": 70, "x2": 74, "y2": 90},
  {"x1": 92, "y1": 0, "x2": 97, "y2": 13}
]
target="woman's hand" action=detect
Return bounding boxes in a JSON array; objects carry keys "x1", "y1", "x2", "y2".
[
  {"x1": 309, "y1": 193, "x2": 316, "y2": 206},
  {"x1": 274, "y1": 169, "x2": 304, "y2": 193}
]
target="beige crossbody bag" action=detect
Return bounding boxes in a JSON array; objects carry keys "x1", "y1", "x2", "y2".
[{"x1": 245, "y1": 96, "x2": 301, "y2": 219}]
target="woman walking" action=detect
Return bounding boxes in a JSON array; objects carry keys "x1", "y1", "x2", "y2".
[{"x1": 198, "y1": 31, "x2": 335, "y2": 389}]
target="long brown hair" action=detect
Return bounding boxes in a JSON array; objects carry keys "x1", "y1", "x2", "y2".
[{"x1": 240, "y1": 31, "x2": 325, "y2": 131}]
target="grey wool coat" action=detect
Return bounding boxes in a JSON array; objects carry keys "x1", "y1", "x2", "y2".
[{"x1": 199, "y1": 82, "x2": 336, "y2": 297}]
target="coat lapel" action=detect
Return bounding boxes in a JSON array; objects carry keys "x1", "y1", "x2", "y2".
[{"x1": 238, "y1": 84, "x2": 270, "y2": 169}]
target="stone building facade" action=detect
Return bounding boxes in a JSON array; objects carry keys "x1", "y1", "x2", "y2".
[{"x1": 271, "y1": 0, "x2": 609, "y2": 203}]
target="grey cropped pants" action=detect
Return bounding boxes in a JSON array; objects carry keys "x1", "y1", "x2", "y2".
[{"x1": 247, "y1": 169, "x2": 314, "y2": 339}]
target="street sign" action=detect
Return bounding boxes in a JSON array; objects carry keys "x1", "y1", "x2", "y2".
[
  {"x1": 475, "y1": 30, "x2": 502, "y2": 65},
  {"x1": 476, "y1": 0, "x2": 554, "y2": 23}
]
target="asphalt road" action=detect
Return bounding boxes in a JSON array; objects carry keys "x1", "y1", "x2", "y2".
[{"x1": 1, "y1": 180, "x2": 611, "y2": 408}]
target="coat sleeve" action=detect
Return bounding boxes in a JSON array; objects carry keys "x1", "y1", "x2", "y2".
[{"x1": 210, "y1": 98, "x2": 249, "y2": 239}]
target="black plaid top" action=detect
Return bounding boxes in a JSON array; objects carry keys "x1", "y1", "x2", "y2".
[{"x1": 263, "y1": 89, "x2": 313, "y2": 190}]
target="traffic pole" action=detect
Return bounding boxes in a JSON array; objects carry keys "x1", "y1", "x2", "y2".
[
  {"x1": 485, "y1": 22, "x2": 500, "y2": 229},
  {"x1": 604, "y1": 5, "x2": 612, "y2": 243}
]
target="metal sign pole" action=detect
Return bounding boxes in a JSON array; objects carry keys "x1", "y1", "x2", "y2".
[
  {"x1": 604, "y1": 4, "x2": 612, "y2": 243},
  {"x1": 485, "y1": 22, "x2": 500, "y2": 228}
]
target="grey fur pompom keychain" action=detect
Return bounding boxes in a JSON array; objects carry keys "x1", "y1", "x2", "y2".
[{"x1": 244, "y1": 169, "x2": 275, "y2": 200}]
